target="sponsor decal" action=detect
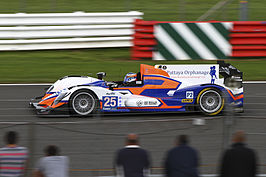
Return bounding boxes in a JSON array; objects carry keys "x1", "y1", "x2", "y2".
[
  {"x1": 210, "y1": 66, "x2": 217, "y2": 84},
  {"x1": 186, "y1": 91, "x2": 194, "y2": 99},
  {"x1": 220, "y1": 66, "x2": 230, "y2": 75},
  {"x1": 155, "y1": 64, "x2": 219, "y2": 83},
  {"x1": 182, "y1": 99, "x2": 194, "y2": 103},
  {"x1": 106, "y1": 92, "x2": 115, "y2": 95},
  {"x1": 158, "y1": 65, "x2": 168, "y2": 70},
  {"x1": 136, "y1": 100, "x2": 158, "y2": 107},
  {"x1": 136, "y1": 100, "x2": 143, "y2": 107},
  {"x1": 230, "y1": 101, "x2": 243, "y2": 106},
  {"x1": 118, "y1": 97, "x2": 122, "y2": 107},
  {"x1": 167, "y1": 70, "x2": 209, "y2": 76},
  {"x1": 144, "y1": 101, "x2": 157, "y2": 106}
]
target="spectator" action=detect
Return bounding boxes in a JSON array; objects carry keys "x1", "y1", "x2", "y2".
[
  {"x1": 0, "y1": 131, "x2": 28, "y2": 177},
  {"x1": 164, "y1": 135, "x2": 199, "y2": 177},
  {"x1": 115, "y1": 133, "x2": 151, "y2": 177},
  {"x1": 219, "y1": 130, "x2": 257, "y2": 177},
  {"x1": 33, "y1": 145, "x2": 69, "y2": 177}
]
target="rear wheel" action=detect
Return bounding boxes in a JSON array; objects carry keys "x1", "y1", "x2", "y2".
[
  {"x1": 197, "y1": 88, "x2": 224, "y2": 115},
  {"x1": 69, "y1": 91, "x2": 98, "y2": 116}
]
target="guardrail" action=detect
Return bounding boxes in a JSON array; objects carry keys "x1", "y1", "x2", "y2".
[
  {"x1": 0, "y1": 11, "x2": 143, "y2": 50},
  {"x1": 132, "y1": 19, "x2": 266, "y2": 60},
  {"x1": 231, "y1": 21, "x2": 266, "y2": 57}
]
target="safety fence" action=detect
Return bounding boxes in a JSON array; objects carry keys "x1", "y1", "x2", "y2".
[
  {"x1": 0, "y1": 115, "x2": 266, "y2": 177},
  {"x1": 0, "y1": 119, "x2": 230, "y2": 177},
  {"x1": 0, "y1": 11, "x2": 143, "y2": 51},
  {"x1": 132, "y1": 19, "x2": 266, "y2": 60},
  {"x1": 0, "y1": 83, "x2": 265, "y2": 177},
  {"x1": 0, "y1": 119, "x2": 225, "y2": 177}
]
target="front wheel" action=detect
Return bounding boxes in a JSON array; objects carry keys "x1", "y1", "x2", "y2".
[
  {"x1": 69, "y1": 91, "x2": 98, "y2": 116},
  {"x1": 197, "y1": 88, "x2": 224, "y2": 116}
]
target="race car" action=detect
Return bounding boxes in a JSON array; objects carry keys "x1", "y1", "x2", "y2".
[{"x1": 30, "y1": 61, "x2": 243, "y2": 116}]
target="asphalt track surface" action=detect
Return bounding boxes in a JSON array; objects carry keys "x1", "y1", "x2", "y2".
[{"x1": 0, "y1": 83, "x2": 265, "y2": 177}]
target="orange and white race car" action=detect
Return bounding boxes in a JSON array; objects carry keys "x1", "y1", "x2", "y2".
[{"x1": 30, "y1": 61, "x2": 243, "y2": 116}]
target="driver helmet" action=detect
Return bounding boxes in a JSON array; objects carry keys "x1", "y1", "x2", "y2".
[{"x1": 124, "y1": 72, "x2": 137, "y2": 83}]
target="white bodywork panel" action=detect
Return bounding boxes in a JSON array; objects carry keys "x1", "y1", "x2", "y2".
[
  {"x1": 155, "y1": 64, "x2": 243, "y2": 95},
  {"x1": 124, "y1": 95, "x2": 160, "y2": 107},
  {"x1": 155, "y1": 64, "x2": 222, "y2": 86},
  {"x1": 50, "y1": 76, "x2": 99, "y2": 92},
  {"x1": 47, "y1": 77, "x2": 162, "y2": 109}
]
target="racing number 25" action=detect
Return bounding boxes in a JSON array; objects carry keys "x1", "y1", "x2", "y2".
[{"x1": 103, "y1": 96, "x2": 118, "y2": 108}]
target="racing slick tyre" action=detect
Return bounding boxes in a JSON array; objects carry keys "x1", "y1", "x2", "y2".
[
  {"x1": 197, "y1": 88, "x2": 224, "y2": 116},
  {"x1": 69, "y1": 90, "x2": 99, "y2": 117}
]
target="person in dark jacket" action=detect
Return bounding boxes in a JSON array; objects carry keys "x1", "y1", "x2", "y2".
[
  {"x1": 219, "y1": 130, "x2": 257, "y2": 177},
  {"x1": 164, "y1": 135, "x2": 199, "y2": 177},
  {"x1": 115, "y1": 133, "x2": 151, "y2": 177}
]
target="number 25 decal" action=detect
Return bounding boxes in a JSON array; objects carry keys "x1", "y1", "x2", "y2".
[{"x1": 103, "y1": 96, "x2": 118, "y2": 108}]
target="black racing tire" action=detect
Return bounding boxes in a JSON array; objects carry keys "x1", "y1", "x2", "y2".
[
  {"x1": 197, "y1": 88, "x2": 224, "y2": 116},
  {"x1": 69, "y1": 90, "x2": 99, "y2": 117}
]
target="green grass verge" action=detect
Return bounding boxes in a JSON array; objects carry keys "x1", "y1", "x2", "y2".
[
  {"x1": 0, "y1": 0, "x2": 265, "y2": 21},
  {"x1": 0, "y1": 0, "x2": 265, "y2": 83},
  {"x1": 0, "y1": 48, "x2": 265, "y2": 83}
]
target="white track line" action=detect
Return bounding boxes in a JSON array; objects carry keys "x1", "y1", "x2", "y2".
[
  {"x1": 243, "y1": 81, "x2": 266, "y2": 84},
  {"x1": 0, "y1": 83, "x2": 52, "y2": 86},
  {"x1": 100, "y1": 174, "x2": 266, "y2": 177}
]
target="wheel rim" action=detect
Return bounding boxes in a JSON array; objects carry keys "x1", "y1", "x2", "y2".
[
  {"x1": 199, "y1": 90, "x2": 222, "y2": 114},
  {"x1": 72, "y1": 92, "x2": 95, "y2": 115}
]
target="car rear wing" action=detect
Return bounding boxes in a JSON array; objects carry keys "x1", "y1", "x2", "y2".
[{"x1": 218, "y1": 61, "x2": 243, "y2": 80}]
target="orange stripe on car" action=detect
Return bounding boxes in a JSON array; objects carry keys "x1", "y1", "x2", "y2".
[
  {"x1": 114, "y1": 76, "x2": 180, "y2": 95},
  {"x1": 42, "y1": 93, "x2": 52, "y2": 100},
  {"x1": 140, "y1": 64, "x2": 170, "y2": 78},
  {"x1": 39, "y1": 97, "x2": 56, "y2": 106},
  {"x1": 227, "y1": 89, "x2": 244, "y2": 101}
]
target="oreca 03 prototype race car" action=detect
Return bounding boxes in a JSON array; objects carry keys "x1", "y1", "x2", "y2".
[{"x1": 30, "y1": 61, "x2": 243, "y2": 116}]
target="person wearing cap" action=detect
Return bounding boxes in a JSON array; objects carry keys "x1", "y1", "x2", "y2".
[
  {"x1": 114, "y1": 134, "x2": 151, "y2": 177},
  {"x1": 219, "y1": 130, "x2": 257, "y2": 177}
]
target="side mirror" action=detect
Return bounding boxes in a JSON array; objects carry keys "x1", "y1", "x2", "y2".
[{"x1": 97, "y1": 72, "x2": 106, "y2": 80}]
